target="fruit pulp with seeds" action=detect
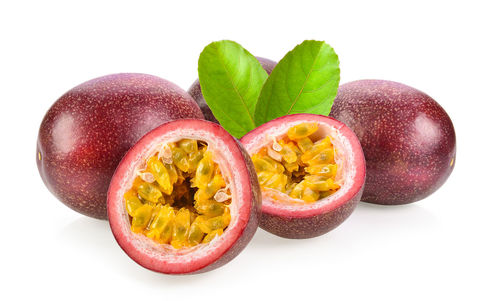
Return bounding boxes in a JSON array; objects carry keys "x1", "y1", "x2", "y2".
[
  {"x1": 251, "y1": 123, "x2": 342, "y2": 204},
  {"x1": 123, "y1": 139, "x2": 231, "y2": 249}
]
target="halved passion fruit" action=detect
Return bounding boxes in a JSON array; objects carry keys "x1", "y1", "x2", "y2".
[
  {"x1": 107, "y1": 119, "x2": 261, "y2": 274},
  {"x1": 240, "y1": 114, "x2": 365, "y2": 239}
]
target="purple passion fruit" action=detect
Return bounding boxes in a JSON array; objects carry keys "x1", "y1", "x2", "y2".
[
  {"x1": 241, "y1": 114, "x2": 365, "y2": 239},
  {"x1": 108, "y1": 119, "x2": 260, "y2": 274},
  {"x1": 37, "y1": 73, "x2": 204, "y2": 219},
  {"x1": 330, "y1": 79, "x2": 456, "y2": 205}
]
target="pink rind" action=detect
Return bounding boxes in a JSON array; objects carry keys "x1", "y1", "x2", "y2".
[
  {"x1": 107, "y1": 119, "x2": 261, "y2": 274},
  {"x1": 195, "y1": 141, "x2": 261, "y2": 273},
  {"x1": 240, "y1": 114, "x2": 366, "y2": 239}
]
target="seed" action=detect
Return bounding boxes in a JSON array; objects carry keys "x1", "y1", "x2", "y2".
[
  {"x1": 137, "y1": 182, "x2": 163, "y2": 203},
  {"x1": 302, "y1": 187, "x2": 319, "y2": 203},
  {"x1": 272, "y1": 136, "x2": 283, "y2": 152},
  {"x1": 194, "y1": 199, "x2": 226, "y2": 217},
  {"x1": 279, "y1": 142, "x2": 298, "y2": 163},
  {"x1": 297, "y1": 137, "x2": 313, "y2": 152},
  {"x1": 178, "y1": 139, "x2": 198, "y2": 153},
  {"x1": 123, "y1": 139, "x2": 232, "y2": 248},
  {"x1": 214, "y1": 189, "x2": 231, "y2": 203},
  {"x1": 171, "y1": 146, "x2": 190, "y2": 172},
  {"x1": 193, "y1": 151, "x2": 215, "y2": 188},
  {"x1": 305, "y1": 164, "x2": 337, "y2": 177},
  {"x1": 171, "y1": 208, "x2": 191, "y2": 249},
  {"x1": 287, "y1": 123, "x2": 318, "y2": 140},
  {"x1": 146, "y1": 206, "x2": 175, "y2": 243},
  {"x1": 147, "y1": 156, "x2": 173, "y2": 194},
  {"x1": 131, "y1": 204, "x2": 153, "y2": 233},
  {"x1": 138, "y1": 171, "x2": 155, "y2": 183},
  {"x1": 267, "y1": 146, "x2": 283, "y2": 162},
  {"x1": 250, "y1": 123, "x2": 342, "y2": 204},
  {"x1": 124, "y1": 190, "x2": 143, "y2": 216},
  {"x1": 304, "y1": 176, "x2": 339, "y2": 191},
  {"x1": 200, "y1": 210, "x2": 231, "y2": 233},
  {"x1": 187, "y1": 216, "x2": 205, "y2": 246},
  {"x1": 158, "y1": 144, "x2": 173, "y2": 164},
  {"x1": 203, "y1": 229, "x2": 223, "y2": 243}
]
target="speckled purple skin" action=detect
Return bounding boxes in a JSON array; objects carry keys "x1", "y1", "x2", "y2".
[
  {"x1": 260, "y1": 188, "x2": 362, "y2": 239},
  {"x1": 188, "y1": 57, "x2": 276, "y2": 123},
  {"x1": 37, "y1": 73, "x2": 204, "y2": 219},
  {"x1": 330, "y1": 80, "x2": 456, "y2": 205}
]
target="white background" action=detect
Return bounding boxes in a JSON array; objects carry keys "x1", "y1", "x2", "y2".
[{"x1": 1, "y1": 0, "x2": 499, "y2": 300}]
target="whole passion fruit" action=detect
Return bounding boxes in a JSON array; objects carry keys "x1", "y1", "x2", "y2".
[
  {"x1": 330, "y1": 79, "x2": 456, "y2": 205},
  {"x1": 108, "y1": 119, "x2": 260, "y2": 274},
  {"x1": 37, "y1": 73, "x2": 204, "y2": 219},
  {"x1": 240, "y1": 114, "x2": 365, "y2": 239},
  {"x1": 188, "y1": 57, "x2": 276, "y2": 123}
]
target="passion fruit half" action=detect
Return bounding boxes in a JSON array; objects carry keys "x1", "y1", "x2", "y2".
[
  {"x1": 330, "y1": 80, "x2": 456, "y2": 205},
  {"x1": 36, "y1": 73, "x2": 204, "y2": 219},
  {"x1": 108, "y1": 119, "x2": 261, "y2": 274},
  {"x1": 241, "y1": 114, "x2": 365, "y2": 239}
]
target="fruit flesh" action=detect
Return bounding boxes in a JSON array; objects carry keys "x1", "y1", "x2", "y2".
[
  {"x1": 108, "y1": 119, "x2": 261, "y2": 274},
  {"x1": 240, "y1": 114, "x2": 365, "y2": 239},
  {"x1": 251, "y1": 123, "x2": 343, "y2": 204},
  {"x1": 124, "y1": 139, "x2": 232, "y2": 249}
]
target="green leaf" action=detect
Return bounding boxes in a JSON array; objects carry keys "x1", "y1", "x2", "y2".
[
  {"x1": 254, "y1": 40, "x2": 340, "y2": 126},
  {"x1": 198, "y1": 40, "x2": 269, "y2": 138}
]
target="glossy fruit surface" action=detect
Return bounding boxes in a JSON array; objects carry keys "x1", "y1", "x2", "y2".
[
  {"x1": 330, "y1": 79, "x2": 456, "y2": 205},
  {"x1": 37, "y1": 73, "x2": 204, "y2": 219},
  {"x1": 188, "y1": 57, "x2": 276, "y2": 123},
  {"x1": 108, "y1": 119, "x2": 261, "y2": 274},
  {"x1": 241, "y1": 114, "x2": 365, "y2": 239}
]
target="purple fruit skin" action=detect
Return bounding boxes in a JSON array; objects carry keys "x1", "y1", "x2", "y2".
[
  {"x1": 330, "y1": 80, "x2": 456, "y2": 205},
  {"x1": 188, "y1": 57, "x2": 276, "y2": 123},
  {"x1": 260, "y1": 187, "x2": 362, "y2": 239},
  {"x1": 37, "y1": 73, "x2": 204, "y2": 219}
]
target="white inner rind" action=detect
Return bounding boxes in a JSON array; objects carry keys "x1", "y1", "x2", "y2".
[
  {"x1": 115, "y1": 128, "x2": 243, "y2": 264},
  {"x1": 245, "y1": 120, "x2": 356, "y2": 212}
]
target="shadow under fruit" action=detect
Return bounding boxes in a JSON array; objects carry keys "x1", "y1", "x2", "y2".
[{"x1": 36, "y1": 73, "x2": 204, "y2": 219}]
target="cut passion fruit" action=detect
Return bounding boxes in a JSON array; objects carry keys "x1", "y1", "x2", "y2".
[
  {"x1": 241, "y1": 114, "x2": 365, "y2": 239},
  {"x1": 108, "y1": 119, "x2": 261, "y2": 274}
]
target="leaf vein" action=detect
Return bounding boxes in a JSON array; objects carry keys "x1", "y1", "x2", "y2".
[
  {"x1": 286, "y1": 43, "x2": 323, "y2": 114},
  {"x1": 219, "y1": 45, "x2": 256, "y2": 128}
]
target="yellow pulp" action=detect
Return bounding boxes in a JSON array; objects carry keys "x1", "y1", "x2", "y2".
[
  {"x1": 124, "y1": 139, "x2": 231, "y2": 249},
  {"x1": 251, "y1": 123, "x2": 341, "y2": 203}
]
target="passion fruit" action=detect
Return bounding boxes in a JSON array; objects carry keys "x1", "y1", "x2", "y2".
[
  {"x1": 37, "y1": 73, "x2": 204, "y2": 219},
  {"x1": 108, "y1": 119, "x2": 260, "y2": 274},
  {"x1": 330, "y1": 79, "x2": 456, "y2": 205},
  {"x1": 188, "y1": 57, "x2": 276, "y2": 123},
  {"x1": 240, "y1": 114, "x2": 365, "y2": 239}
]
